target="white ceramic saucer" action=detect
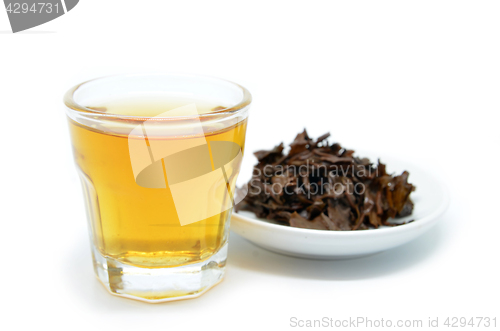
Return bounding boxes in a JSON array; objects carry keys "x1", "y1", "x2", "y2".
[{"x1": 231, "y1": 153, "x2": 449, "y2": 259}]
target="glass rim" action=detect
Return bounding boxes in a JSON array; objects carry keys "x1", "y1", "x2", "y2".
[{"x1": 63, "y1": 73, "x2": 252, "y2": 121}]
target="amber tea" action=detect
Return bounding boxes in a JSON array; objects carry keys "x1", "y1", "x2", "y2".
[{"x1": 65, "y1": 74, "x2": 251, "y2": 302}]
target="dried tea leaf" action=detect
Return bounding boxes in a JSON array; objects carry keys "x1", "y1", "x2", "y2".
[
  {"x1": 236, "y1": 130, "x2": 416, "y2": 231},
  {"x1": 289, "y1": 212, "x2": 328, "y2": 230}
]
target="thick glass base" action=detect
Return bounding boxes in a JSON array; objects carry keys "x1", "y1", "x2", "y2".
[{"x1": 90, "y1": 243, "x2": 227, "y2": 303}]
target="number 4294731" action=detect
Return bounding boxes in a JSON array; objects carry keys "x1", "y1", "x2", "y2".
[
  {"x1": 444, "y1": 317, "x2": 497, "y2": 328},
  {"x1": 6, "y1": 3, "x2": 60, "y2": 14}
]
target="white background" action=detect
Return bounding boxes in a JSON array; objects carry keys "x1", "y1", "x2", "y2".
[{"x1": 1, "y1": 1, "x2": 499, "y2": 330}]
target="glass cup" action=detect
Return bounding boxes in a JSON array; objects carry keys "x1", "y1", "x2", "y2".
[{"x1": 64, "y1": 74, "x2": 251, "y2": 302}]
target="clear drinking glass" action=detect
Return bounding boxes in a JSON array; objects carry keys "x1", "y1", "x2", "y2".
[{"x1": 64, "y1": 74, "x2": 251, "y2": 302}]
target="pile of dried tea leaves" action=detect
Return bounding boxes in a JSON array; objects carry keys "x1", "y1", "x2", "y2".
[{"x1": 235, "y1": 130, "x2": 416, "y2": 230}]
